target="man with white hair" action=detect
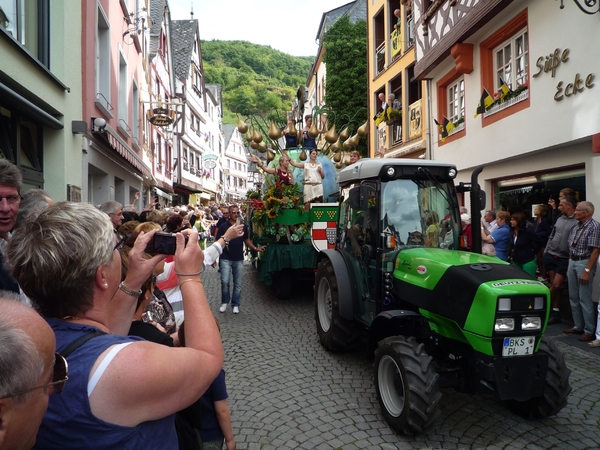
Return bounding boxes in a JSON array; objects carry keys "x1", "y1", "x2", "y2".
[
  {"x1": 99, "y1": 200, "x2": 124, "y2": 232},
  {"x1": 0, "y1": 292, "x2": 66, "y2": 450}
]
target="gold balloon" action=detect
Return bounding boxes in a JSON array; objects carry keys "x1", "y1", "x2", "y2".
[
  {"x1": 333, "y1": 151, "x2": 342, "y2": 162},
  {"x1": 252, "y1": 129, "x2": 263, "y2": 144},
  {"x1": 250, "y1": 141, "x2": 259, "y2": 150},
  {"x1": 308, "y1": 120, "x2": 319, "y2": 138},
  {"x1": 268, "y1": 120, "x2": 282, "y2": 140},
  {"x1": 348, "y1": 133, "x2": 360, "y2": 147},
  {"x1": 342, "y1": 140, "x2": 353, "y2": 151},
  {"x1": 267, "y1": 148, "x2": 275, "y2": 161},
  {"x1": 245, "y1": 131, "x2": 252, "y2": 142},
  {"x1": 258, "y1": 142, "x2": 268, "y2": 153},
  {"x1": 289, "y1": 121, "x2": 297, "y2": 135},
  {"x1": 324, "y1": 124, "x2": 338, "y2": 144},
  {"x1": 335, "y1": 160, "x2": 344, "y2": 169},
  {"x1": 339, "y1": 127, "x2": 350, "y2": 141},
  {"x1": 357, "y1": 120, "x2": 369, "y2": 137},
  {"x1": 299, "y1": 147, "x2": 307, "y2": 161},
  {"x1": 237, "y1": 119, "x2": 248, "y2": 134},
  {"x1": 330, "y1": 139, "x2": 342, "y2": 153},
  {"x1": 343, "y1": 154, "x2": 351, "y2": 165}
]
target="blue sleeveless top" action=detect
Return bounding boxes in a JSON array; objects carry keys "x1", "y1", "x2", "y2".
[
  {"x1": 302, "y1": 130, "x2": 316, "y2": 149},
  {"x1": 284, "y1": 132, "x2": 298, "y2": 148},
  {"x1": 33, "y1": 319, "x2": 177, "y2": 450}
]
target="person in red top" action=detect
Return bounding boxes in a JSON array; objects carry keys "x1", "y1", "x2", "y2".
[{"x1": 461, "y1": 213, "x2": 472, "y2": 249}]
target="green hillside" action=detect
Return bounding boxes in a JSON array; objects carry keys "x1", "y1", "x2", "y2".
[{"x1": 200, "y1": 40, "x2": 313, "y2": 125}]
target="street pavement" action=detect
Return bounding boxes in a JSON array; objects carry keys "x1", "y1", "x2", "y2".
[{"x1": 201, "y1": 262, "x2": 600, "y2": 450}]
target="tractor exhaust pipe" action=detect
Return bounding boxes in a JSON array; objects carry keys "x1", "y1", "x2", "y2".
[{"x1": 470, "y1": 165, "x2": 485, "y2": 254}]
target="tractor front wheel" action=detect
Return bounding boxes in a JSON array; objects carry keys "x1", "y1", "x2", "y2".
[
  {"x1": 374, "y1": 336, "x2": 442, "y2": 434},
  {"x1": 504, "y1": 336, "x2": 572, "y2": 418}
]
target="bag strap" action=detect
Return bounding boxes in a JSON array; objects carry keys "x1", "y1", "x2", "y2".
[{"x1": 61, "y1": 330, "x2": 107, "y2": 358}]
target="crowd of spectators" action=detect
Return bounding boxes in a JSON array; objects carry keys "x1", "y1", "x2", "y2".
[{"x1": 0, "y1": 158, "x2": 240, "y2": 450}]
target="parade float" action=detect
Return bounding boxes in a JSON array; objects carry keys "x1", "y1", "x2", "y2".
[{"x1": 238, "y1": 106, "x2": 368, "y2": 298}]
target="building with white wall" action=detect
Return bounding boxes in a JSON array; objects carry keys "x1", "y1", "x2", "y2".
[{"x1": 414, "y1": 0, "x2": 600, "y2": 215}]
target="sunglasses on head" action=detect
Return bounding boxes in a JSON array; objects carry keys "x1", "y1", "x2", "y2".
[{"x1": 0, "y1": 353, "x2": 69, "y2": 399}]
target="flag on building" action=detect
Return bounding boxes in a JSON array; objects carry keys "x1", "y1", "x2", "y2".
[
  {"x1": 434, "y1": 117, "x2": 455, "y2": 142},
  {"x1": 474, "y1": 89, "x2": 494, "y2": 118},
  {"x1": 499, "y1": 77, "x2": 512, "y2": 99}
]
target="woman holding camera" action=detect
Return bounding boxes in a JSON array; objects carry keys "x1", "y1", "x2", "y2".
[{"x1": 7, "y1": 202, "x2": 224, "y2": 449}]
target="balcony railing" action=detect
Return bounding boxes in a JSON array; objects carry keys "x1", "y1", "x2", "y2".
[{"x1": 376, "y1": 41, "x2": 386, "y2": 75}]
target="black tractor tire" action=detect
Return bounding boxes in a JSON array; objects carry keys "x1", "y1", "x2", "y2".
[
  {"x1": 374, "y1": 336, "x2": 442, "y2": 435},
  {"x1": 504, "y1": 336, "x2": 572, "y2": 419},
  {"x1": 273, "y1": 269, "x2": 293, "y2": 300},
  {"x1": 314, "y1": 258, "x2": 358, "y2": 351}
]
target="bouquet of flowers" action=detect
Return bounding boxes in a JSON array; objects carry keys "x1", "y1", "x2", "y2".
[{"x1": 249, "y1": 180, "x2": 306, "y2": 241}]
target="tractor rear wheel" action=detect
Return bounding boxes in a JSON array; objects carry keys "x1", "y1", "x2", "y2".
[
  {"x1": 374, "y1": 336, "x2": 442, "y2": 434},
  {"x1": 314, "y1": 259, "x2": 358, "y2": 351}
]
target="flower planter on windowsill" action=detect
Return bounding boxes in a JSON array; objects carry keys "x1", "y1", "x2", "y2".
[{"x1": 386, "y1": 116, "x2": 402, "y2": 125}]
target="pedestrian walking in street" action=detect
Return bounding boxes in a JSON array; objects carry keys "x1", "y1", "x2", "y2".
[
  {"x1": 563, "y1": 201, "x2": 600, "y2": 341},
  {"x1": 216, "y1": 205, "x2": 265, "y2": 313}
]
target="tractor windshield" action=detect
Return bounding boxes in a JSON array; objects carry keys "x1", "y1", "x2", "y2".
[{"x1": 381, "y1": 178, "x2": 460, "y2": 250}]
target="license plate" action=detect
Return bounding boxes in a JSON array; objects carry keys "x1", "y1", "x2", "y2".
[{"x1": 502, "y1": 336, "x2": 535, "y2": 356}]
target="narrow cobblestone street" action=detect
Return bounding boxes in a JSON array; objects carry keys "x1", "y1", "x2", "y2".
[{"x1": 201, "y1": 262, "x2": 600, "y2": 450}]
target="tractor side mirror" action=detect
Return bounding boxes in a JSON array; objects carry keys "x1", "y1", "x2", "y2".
[{"x1": 359, "y1": 184, "x2": 377, "y2": 210}]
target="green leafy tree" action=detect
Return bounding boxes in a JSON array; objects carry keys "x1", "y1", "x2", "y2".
[
  {"x1": 201, "y1": 40, "x2": 313, "y2": 125},
  {"x1": 322, "y1": 16, "x2": 368, "y2": 152}
]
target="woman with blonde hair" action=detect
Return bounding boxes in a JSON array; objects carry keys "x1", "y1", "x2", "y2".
[{"x1": 6, "y1": 202, "x2": 223, "y2": 449}]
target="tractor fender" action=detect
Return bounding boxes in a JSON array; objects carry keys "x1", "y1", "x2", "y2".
[
  {"x1": 367, "y1": 310, "x2": 423, "y2": 356},
  {"x1": 317, "y1": 250, "x2": 356, "y2": 320}
]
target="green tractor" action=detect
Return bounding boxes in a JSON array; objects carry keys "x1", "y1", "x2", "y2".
[{"x1": 313, "y1": 158, "x2": 572, "y2": 434}]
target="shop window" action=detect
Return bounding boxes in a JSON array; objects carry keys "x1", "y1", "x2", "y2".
[
  {"x1": 0, "y1": 106, "x2": 43, "y2": 187},
  {"x1": 479, "y1": 9, "x2": 530, "y2": 126}
]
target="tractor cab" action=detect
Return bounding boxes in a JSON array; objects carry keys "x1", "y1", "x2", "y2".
[{"x1": 335, "y1": 159, "x2": 463, "y2": 326}]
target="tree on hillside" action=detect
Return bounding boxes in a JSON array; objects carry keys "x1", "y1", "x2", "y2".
[
  {"x1": 200, "y1": 40, "x2": 313, "y2": 124},
  {"x1": 322, "y1": 16, "x2": 368, "y2": 150}
]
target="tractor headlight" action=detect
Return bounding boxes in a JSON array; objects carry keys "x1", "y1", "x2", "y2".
[
  {"x1": 494, "y1": 317, "x2": 515, "y2": 331},
  {"x1": 448, "y1": 168, "x2": 457, "y2": 179},
  {"x1": 522, "y1": 316, "x2": 542, "y2": 330},
  {"x1": 386, "y1": 167, "x2": 396, "y2": 177}
]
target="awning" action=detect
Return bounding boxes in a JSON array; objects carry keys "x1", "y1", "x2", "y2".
[
  {"x1": 102, "y1": 125, "x2": 153, "y2": 180},
  {"x1": 199, "y1": 193, "x2": 211, "y2": 200},
  {"x1": 154, "y1": 187, "x2": 172, "y2": 201},
  {"x1": 0, "y1": 81, "x2": 63, "y2": 129}
]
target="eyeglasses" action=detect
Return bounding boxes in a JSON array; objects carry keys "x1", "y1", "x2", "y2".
[
  {"x1": 0, "y1": 353, "x2": 69, "y2": 399},
  {"x1": 114, "y1": 235, "x2": 126, "y2": 251},
  {"x1": 230, "y1": 211, "x2": 239, "y2": 215},
  {"x1": 574, "y1": 208, "x2": 587, "y2": 212},
  {"x1": 0, "y1": 194, "x2": 22, "y2": 204}
]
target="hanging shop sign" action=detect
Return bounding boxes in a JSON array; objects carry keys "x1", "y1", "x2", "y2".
[
  {"x1": 146, "y1": 107, "x2": 175, "y2": 126},
  {"x1": 532, "y1": 48, "x2": 595, "y2": 101}
]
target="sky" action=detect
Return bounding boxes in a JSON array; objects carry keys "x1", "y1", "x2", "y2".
[{"x1": 168, "y1": 0, "x2": 352, "y2": 57}]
